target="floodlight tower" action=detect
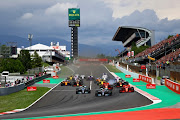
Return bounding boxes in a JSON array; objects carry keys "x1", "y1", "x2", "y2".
[{"x1": 28, "y1": 34, "x2": 33, "y2": 49}]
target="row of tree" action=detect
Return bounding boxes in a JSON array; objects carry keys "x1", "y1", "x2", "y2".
[{"x1": 0, "y1": 50, "x2": 42, "y2": 74}]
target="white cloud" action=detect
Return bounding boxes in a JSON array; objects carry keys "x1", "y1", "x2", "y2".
[
  {"x1": 21, "y1": 13, "x2": 33, "y2": 19},
  {"x1": 103, "y1": 0, "x2": 180, "y2": 20},
  {"x1": 45, "y1": 2, "x2": 77, "y2": 15}
]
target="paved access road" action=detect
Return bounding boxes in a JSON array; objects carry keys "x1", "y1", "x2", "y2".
[{"x1": 0, "y1": 63, "x2": 152, "y2": 119}]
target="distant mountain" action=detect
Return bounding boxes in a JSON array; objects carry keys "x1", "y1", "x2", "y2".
[{"x1": 0, "y1": 35, "x2": 123, "y2": 57}]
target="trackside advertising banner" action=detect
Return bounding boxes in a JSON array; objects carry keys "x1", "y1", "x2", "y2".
[
  {"x1": 139, "y1": 75, "x2": 152, "y2": 84},
  {"x1": 27, "y1": 86, "x2": 37, "y2": 91},
  {"x1": 68, "y1": 8, "x2": 80, "y2": 20},
  {"x1": 165, "y1": 79, "x2": 180, "y2": 94}
]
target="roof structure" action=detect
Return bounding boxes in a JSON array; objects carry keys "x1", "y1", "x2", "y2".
[
  {"x1": 25, "y1": 44, "x2": 54, "y2": 50},
  {"x1": 112, "y1": 26, "x2": 154, "y2": 47}
]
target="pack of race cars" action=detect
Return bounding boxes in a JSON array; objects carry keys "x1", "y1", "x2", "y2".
[{"x1": 60, "y1": 73, "x2": 134, "y2": 96}]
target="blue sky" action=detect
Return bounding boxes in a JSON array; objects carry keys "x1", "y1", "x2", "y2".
[{"x1": 0, "y1": 0, "x2": 180, "y2": 46}]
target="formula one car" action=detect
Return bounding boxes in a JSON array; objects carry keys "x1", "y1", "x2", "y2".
[
  {"x1": 95, "y1": 88, "x2": 112, "y2": 97},
  {"x1": 100, "y1": 82, "x2": 113, "y2": 90},
  {"x1": 87, "y1": 75, "x2": 95, "y2": 80},
  {"x1": 60, "y1": 80, "x2": 71, "y2": 86},
  {"x1": 97, "y1": 79, "x2": 106, "y2": 86},
  {"x1": 72, "y1": 80, "x2": 83, "y2": 87},
  {"x1": 80, "y1": 75, "x2": 86, "y2": 79},
  {"x1": 119, "y1": 83, "x2": 134, "y2": 93},
  {"x1": 114, "y1": 79, "x2": 127, "y2": 87},
  {"x1": 94, "y1": 78, "x2": 102, "y2": 84},
  {"x1": 102, "y1": 73, "x2": 108, "y2": 80},
  {"x1": 67, "y1": 75, "x2": 74, "y2": 81},
  {"x1": 74, "y1": 74, "x2": 79, "y2": 81},
  {"x1": 76, "y1": 86, "x2": 91, "y2": 94}
]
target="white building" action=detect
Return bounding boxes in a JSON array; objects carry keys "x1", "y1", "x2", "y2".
[
  {"x1": 17, "y1": 43, "x2": 70, "y2": 62},
  {"x1": 50, "y1": 42, "x2": 70, "y2": 60}
]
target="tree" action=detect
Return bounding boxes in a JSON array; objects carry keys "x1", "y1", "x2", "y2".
[
  {"x1": 131, "y1": 42, "x2": 150, "y2": 56},
  {"x1": 18, "y1": 50, "x2": 32, "y2": 70},
  {"x1": 0, "y1": 59, "x2": 25, "y2": 74},
  {"x1": 167, "y1": 35, "x2": 173, "y2": 39},
  {"x1": 32, "y1": 51, "x2": 42, "y2": 68}
]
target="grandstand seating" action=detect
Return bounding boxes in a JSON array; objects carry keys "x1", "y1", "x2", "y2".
[
  {"x1": 156, "y1": 48, "x2": 180, "y2": 64},
  {"x1": 135, "y1": 35, "x2": 179, "y2": 58}
]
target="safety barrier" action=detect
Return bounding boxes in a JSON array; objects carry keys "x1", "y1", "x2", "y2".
[
  {"x1": 116, "y1": 65, "x2": 139, "y2": 78},
  {"x1": 25, "y1": 74, "x2": 51, "y2": 87},
  {"x1": 165, "y1": 79, "x2": 180, "y2": 94},
  {"x1": 139, "y1": 75, "x2": 152, "y2": 84},
  {"x1": 0, "y1": 83, "x2": 25, "y2": 96},
  {"x1": 116, "y1": 65, "x2": 154, "y2": 84}
]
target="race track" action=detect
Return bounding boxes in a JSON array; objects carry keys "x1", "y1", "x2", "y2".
[{"x1": 0, "y1": 63, "x2": 152, "y2": 119}]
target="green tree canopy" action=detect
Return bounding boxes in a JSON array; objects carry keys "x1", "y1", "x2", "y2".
[
  {"x1": 18, "y1": 50, "x2": 32, "y2": 70},
  {"x1": 31, "y1": 51, "x2": 42, "y2": 68},
  {"x1": 0, "y1": 59, "x2": 25, "y2": 74}
]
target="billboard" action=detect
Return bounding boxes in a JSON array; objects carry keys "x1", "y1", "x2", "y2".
[
  {"x1": 68, "y1": 8, "x2": 80, "y2": 20},
  {"x1": 68, "y1": 8, "x2": 80, "y2": 27}
]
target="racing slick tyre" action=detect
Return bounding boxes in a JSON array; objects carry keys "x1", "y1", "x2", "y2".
[
  {"x1": 119, "y1": 87, "x2": 123, "y2": 93},
  {"x1": 130, "y1": 87, "x2": 134, "y2": 92}
]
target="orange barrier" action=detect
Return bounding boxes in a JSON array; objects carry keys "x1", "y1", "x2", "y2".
[
  {"x1": 139, "y1": 75, "x2": 152, "y2": 84},
  {"x1": 165, "y1": 79, "x2": 180, "y2": 94}
]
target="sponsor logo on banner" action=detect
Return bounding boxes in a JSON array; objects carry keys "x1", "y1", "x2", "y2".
[
  {"x1": 146, "y1": 84, "x2": 156, "y2": 89},
  {"x1": 43, "y1": 80, "x2": 50, "y2": 83},
  {"x1": 125, "y1": 75, "x2": 131, "y2": 78},
  {"x1": 165, "y1": 79, "x2": 180, "y2": 94},
  {"x1": 131, "y1": 51, "x2": 134, "y2": 57},
  {"x1": 127, "y1": 52, "x2": 131, "y2": 57},
  {"x1": 27, "y1": 86, "x2": 37, "y2": 91},
  {"x1": 133, "y1": 78, "x2": 140, "y2": 82},
  {"x1": 141, "y1": 65, "x2": 146, "y2": 69},
  {"x1": 53, "y1": 76, "x2": 59, "y2": 79}
]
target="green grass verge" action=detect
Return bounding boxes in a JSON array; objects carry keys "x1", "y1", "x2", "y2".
[
  {"x1": 104, "y1": 64, "x2": 122, "y2": 73},
  {"x1": 42, "y1": 62, "x2": 50, "y2": 67},
  {"x1": 57, "y1": 66, "x2": 74, "y2": 78},
  {"x1": 0, "y1": 87, "x2": 50, "y2": 113},
  {"x1": 157, "y1": 76, "x2": 162, "y2": 80}
]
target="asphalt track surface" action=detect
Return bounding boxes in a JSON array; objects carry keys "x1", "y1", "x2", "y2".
[{"x1": 0, "y1": 63, "x2": 152, "y2": 119}]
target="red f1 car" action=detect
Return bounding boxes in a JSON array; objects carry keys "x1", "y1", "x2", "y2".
[
  {"x1": 72, "y1": 80, "x2": 83, "y2": 87},
  {"x1": 119, "y1": 84, "x2": 134, "y2": 93},
  {"x1": 101, "y1": 82, "x2": 113, "y2": 90}
]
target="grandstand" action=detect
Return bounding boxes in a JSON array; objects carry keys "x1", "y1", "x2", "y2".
[
  {"x1": 112, "y1": 26, "x2": 155, "y2": 58},
  {"x1": 133, "y1": 35, "x2": 180, "y2": 64}
]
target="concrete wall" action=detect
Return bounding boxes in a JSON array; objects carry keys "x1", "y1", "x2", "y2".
[
  {"x1": 0, "y1": 83, "x2": 25, "y2": 96},
  {"x1": 116, "y1": 65, "x2": 139, "y2": 78}
]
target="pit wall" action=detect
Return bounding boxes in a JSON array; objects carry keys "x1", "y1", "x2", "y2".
[{"x1": 116, "y1": 64, "x2": 154, "y2": 84}]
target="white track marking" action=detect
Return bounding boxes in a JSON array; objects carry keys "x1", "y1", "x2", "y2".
[
  {"x1": 66, "y1": 66, "x2": 75, "y2": 75},
  {"x1": 90, "y1": 81, "x2": 92, "y2": 90}
]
